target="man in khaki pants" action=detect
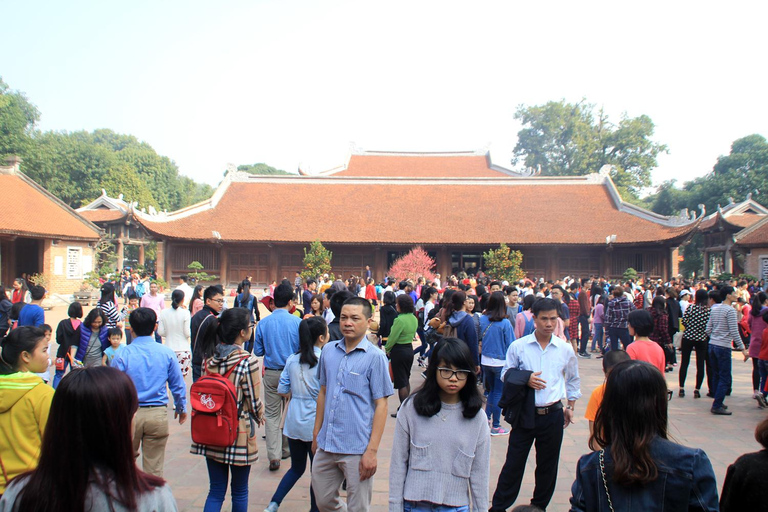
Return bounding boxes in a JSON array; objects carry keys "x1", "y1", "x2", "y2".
[{"x1": 111, "y1": 307, "x2": 188, "y2": 477}]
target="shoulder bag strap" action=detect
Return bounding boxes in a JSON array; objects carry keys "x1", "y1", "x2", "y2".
[{"x1": 599, "y1": 449, "x2": 616, "y2": 512}]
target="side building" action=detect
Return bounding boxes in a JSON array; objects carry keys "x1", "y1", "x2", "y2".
[
  {"x1": 0, "y1": 157, "x2": 101, "y2": 295},
  {"x1": 80, "y1": 149, "x2": 701, "y2": 287}
]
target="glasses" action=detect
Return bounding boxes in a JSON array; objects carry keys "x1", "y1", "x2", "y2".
[
  {"x1": 249, "y1": 323, "x2": 256, "y2": 329},
  {"x1": 437, "y1": 367, "x2": 472, "y2": 381},
  {"x1": 211, "y1": 299, "x2": 224, "y2": 304}
]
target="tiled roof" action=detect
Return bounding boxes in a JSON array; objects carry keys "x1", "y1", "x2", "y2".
[
  {"x1": 0, "y1": 174, "x2": 101, "y2": 241},
  {"x1": 137, "y1": 178, "x2": 696, "y2": 245},
  {"x1": 332, "y1": 153, "x2": 510, "y2": 178},
  {"x1": 79, "y1": 209, "x2": 127, "y2": 223},
  {"x1": 736, "y1": 217, "x2": 768, "y2": 247},
  {"x1": 700, "y1": 212, "x2": 765, "y2": 231}
]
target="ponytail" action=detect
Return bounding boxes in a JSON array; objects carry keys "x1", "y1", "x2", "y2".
[
  {"x1": 171, "y1": 289, "x2": 184, "y2": 310},
  {"x1": 0, "y1": 326, "x2": 45, "y2": 375},
  {"x1": 298, "y1": 316, "x2": 326, "y2": 368},
  {"x1": 199, "y1": 308, "x2": 251, "y2": 360}
]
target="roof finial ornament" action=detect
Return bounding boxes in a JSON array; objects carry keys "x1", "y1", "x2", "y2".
[
  {"x1": 728, "y1": 196, "x2": 734, "y2": 205},
  {"x1": 598, "y1": 164, "x2": 614, "y2": 177},
  {"x1": 698, "y1": 204, "x2": 706, "y2": 218},
  {"x1": 101, "y1": 189, "x2": 107, "y2": 196},
  {"x1": 747, "y1": 192, "x2": 753, "y2": 201}
]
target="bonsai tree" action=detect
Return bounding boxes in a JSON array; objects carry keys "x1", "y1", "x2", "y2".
[{"x1": 482, "y1": 243, "x2": 525, "y2": 283}]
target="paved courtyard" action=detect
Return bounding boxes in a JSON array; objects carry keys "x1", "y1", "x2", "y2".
[{"x1": 44, "y1": 303, "x2": 766, "y2": 511}]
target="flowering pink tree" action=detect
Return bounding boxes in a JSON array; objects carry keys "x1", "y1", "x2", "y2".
[{"x1": 388, "y1": 247, "x2": 436, "y2": 282}]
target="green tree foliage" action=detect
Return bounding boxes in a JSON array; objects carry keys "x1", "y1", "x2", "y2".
[
  {"x1": 237, "y1": 163, "x2": 291, "y2": 175},
  {"x1": 622, "y1": 267, "x2": 638, "y2": 282},
  {"x1": 513, "y1": 100, "x2": 667, "y2": 197},
  {"x1": 0, "y1": 77, "x2": 39, "y2": 158},
  {"x1": 302, "y1": 240, "x2": 333, "y2": 279},
  {"x1": 482, "y1": 244, "x2": 525, "y2": 283},
  {"x1": 187, "y1": 261, "x2": 219, "y2": 283}
]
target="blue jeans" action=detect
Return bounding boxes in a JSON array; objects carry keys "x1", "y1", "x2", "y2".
[
  {"x1": 578, "y1": 314, "x2": 590, "y2": 353},
  {"x1": 709, "y1": 345, "x2": 732, "y2": 409},
  {"x1": 482, "y1": 365, "x2": 503, "y2": 428},
  {"x1": 759, "y1": 359, "x2": 768, "y2": 396},
  {"x1": 204, "y1": 458, "x2": 251, "y2": 512},
  {"x1": 270, "y1": 438, "x2": 318, "y2": 511},
  {"x1": 413, "y1": 328, "x2": 427, "y2": 357},
  {"x1": 607, "y1": 327, "x2": 631, "y2": 352},
  {"x1": 592, "y1": 324, "x2": 603, "y2": 352},
  {"x1": 52, "y1": 359, "x2": 70, "y2": 389},
  {"x1": 404, "y1": 502, "x2": 469, "y2": 512}
]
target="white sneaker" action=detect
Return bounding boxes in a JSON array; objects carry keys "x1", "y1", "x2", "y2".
[{"x1": 264, "y1": 502, "x2": 279, "y2": 512}]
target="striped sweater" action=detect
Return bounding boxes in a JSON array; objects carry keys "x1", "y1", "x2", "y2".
[{"x1": 705, "y1": 304, "x2": 744, "y2": 350}]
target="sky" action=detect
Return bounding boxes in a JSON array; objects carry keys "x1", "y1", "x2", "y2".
[{"x1": 2, "y1": 0, "x2": 767, "y2": 192}]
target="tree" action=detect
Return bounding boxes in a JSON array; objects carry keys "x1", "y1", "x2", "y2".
[
  {"x1": 187, "y1": 261, "x2": 218, "y2": 283},
  {"x1": 388, "y1": 247, "x2": 435, "y2": 282},
  {"x1": 302, "y1": 240, "x2": 333, "y2": 279},
  {"x1": 622, "y1": 267, "x2": 638, "y2": 282},
  {"x1": 237, "y1": 163, "x2": 291, "y2": 176},
  {"x1": 482, "y1": 244, "x2": 525, "y2": 283},
  {"x1": 0, "y1": 77, "x2": 39, "y2": 158},
  {"x1": 513, "y1": 100, "x2": 667, "y2": 197}
]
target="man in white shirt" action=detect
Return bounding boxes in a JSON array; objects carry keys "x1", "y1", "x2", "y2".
[
  {"x1": 490, "y1": 298, "x2": 581, "y2": 512},
  {"x1": 174, "y1": 275, "x2": 193, "y2": 308}
]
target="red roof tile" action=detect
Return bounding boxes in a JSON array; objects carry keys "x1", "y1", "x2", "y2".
[
  {"x1": 0, "y1": 174, "x2": 101, "y2": 241},
  {"x1": 700, "y1": 212, "x2": 765, "y2": 231},
  {"x1": 736, "y1": 218, "x2": 768, "y2": 247},
  {"x1": 79, "y1": 209, "x2": 127, "y2": 223},
  {"x1": 138, "y1": 179, "x2": 695, "y2": 246},
  {"x1": 333, "y1": 154, "x2": 508, "y2": 178}
]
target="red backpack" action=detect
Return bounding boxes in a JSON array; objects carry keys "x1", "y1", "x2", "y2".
[
  {"x1": 190, "y1": 355, "x2": 250, "y2": 447},
  {"x1": 633, "y1": 291, "x2": 645, "y2": 310}
]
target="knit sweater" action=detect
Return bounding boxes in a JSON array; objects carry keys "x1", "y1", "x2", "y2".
[
  {"x1": 706, "y1": 304, "x2": 744, "y2": 350},
  {"x1": 389, "y1": 397, "x2": 490, "y2": 511}
]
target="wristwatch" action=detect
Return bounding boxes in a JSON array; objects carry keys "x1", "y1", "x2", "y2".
[{"x1": 565, "y1": 405, "x2": 574, "y2": 411}]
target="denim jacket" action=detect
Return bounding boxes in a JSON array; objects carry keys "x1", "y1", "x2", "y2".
[{"x1": 570, "y1": 437, "x2": 719, "y2": 512}]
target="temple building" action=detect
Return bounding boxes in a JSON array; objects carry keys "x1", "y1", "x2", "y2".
[
  {"x1": 79, "y1": 148, "x2": 701, "y2": 287},
  {"x1": 0, "y1": 157, "x2": 101, "y2": 295}
]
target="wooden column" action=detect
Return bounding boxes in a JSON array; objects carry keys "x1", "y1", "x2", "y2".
[
  {"x1": 138, "y1": 244, "x2": 145, "y2": 266},
  {"x1": 219, "y1": 246, "x2": 229, "y2": 287},
  {"x1": 437, "y1": 246, "x2": 450, "y2": 280},
  {"x1": 268, "y1": 245, "x2": 279, "y2": 282},
  {"x1": 115, "y1": 240, "x2": 125, "y2": 269},
  {"x1": 154, "y1": 241, "x2": 164, "y2": 280},
  {"x1": 373, "y1": 247, "x2": 386, "y2": 282}
]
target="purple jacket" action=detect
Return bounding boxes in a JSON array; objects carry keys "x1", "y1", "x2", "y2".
[{"x1": 74, "y1": 324, "x2": 110, "y2": 361}]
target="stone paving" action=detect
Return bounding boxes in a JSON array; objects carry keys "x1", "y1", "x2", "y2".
[{"x1": 43, "y1": 304, "x2": 767, "y2": 511}]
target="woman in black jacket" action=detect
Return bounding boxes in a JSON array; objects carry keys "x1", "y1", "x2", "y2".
[
  {"x1": 52, "y1": 302, "x2": 83, "y2": 389},
  {"x1": 378, "y1": 291, "x2": 397, "y2": 348}
]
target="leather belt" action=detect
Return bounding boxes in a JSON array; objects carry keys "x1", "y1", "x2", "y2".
[{"x1": 535, "y1": 401, "x2": 563, "y2": 415}]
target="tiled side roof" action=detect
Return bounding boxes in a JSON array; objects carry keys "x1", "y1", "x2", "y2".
[
  {"x1": 138, "y1": 180, "x2": 695, "y2": 245},
  {"x1": 0, "y1": 174, "x2": 101, "y2": 241},
  {"x1": 333, "y1": 154, "x2": 508, "y2": 177},
  {"x1": 79, "y1": 209, "x2": 127, "y2": 223},
  {"x1": 699, "y1": 212, "x2": 765, "y2": 231},
  {"x1": 736, "y1": 217, "x2": 768, "y2": 247}
]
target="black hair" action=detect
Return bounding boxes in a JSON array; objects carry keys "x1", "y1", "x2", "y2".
[
  {"x1": 751, "y1": 291, "x2": 768, "y2": 317},
  {"x1": 0, "y1": 326, "x2": 45, "y2": 374},
  {"x1": 603, "y1": 349, "x2": 630, "y2": 373},
  {"x1": 199, "y1": 307, "x2": 251, "y2": 360},
  {"x1": 0, "y1": 286, "x2": 6, "y2": 302},
  {"x1": 489, "y1": 281, "x2": 502, "y2": 289},
  {"x1": 273, "y1": 283, "x2": 294, "y2": 308},
  {"x1": 239, "y1": 279, "x2": 252, "y2": 304},
  {"x1": 179, "y1": 274, "x2": 188, "y2": 283},
  {"x1": 522, "y1": 294, "x2": 536, "y2": 311},
  {"x1": 399, "y1": 281, "x2": 408, "y2": 290},
  {"x1": 128, "y1": 308, "x2": 157, "y2": 337},
  {"x1": 420, "y1": 286, "x2": 437, "y2": 303},
  {"x1": 306, "y1": 278, "x2": 316, "y2": 287},
  {"x1": 331, "y1": 290, "x2": 355, "y2": 317},
  {"x1": 592, "y1": 360, "x2": 668, "y2": 486},
  {"x1": 382, "y1": 290, "x2": 396, "y2": 307},
  {"x1": 532, "y1": 297, "x2": 559, "y2": 316},
  {"x1": 29, "y1": 285, "x2": 46, "y2": 301},
  {"x1": 485, "y1": 291, "x2": 508, "y2": 322},
  {"x1": 9, "y1": 301, "x2": 25, "y2": 321},
  {"x1": 628, "y1": 309, "x2": 654, "y2": 337},
  {"x1": 83, "y1": 308, "x2": 108, "y2": 330},
  {"x1": 396, "y1": 293, "x2": 415, "y2": 314},
  {"x1": 41, "y1": 324, "x2": 52, "y2": 333},
  {"x1": 68, "y1": 302, "x2": 83, "y2": 319},
  {"x1": 709, "y1": 290, "x2": 722, "y2": 304},
  {"x1": 204, "y1": 285, "x2": 224, "y2": 303},
  {"x1": 442, "y1": 290, "x2": 467, "y2": 321},
  {"x1": 298, "y1": 316, "x2": 327, "y2": 368},
  {"x1": 171, "y1": 289, "x2": 184, "y2": 310},
  {"x1": 651, "y1": 295, "x2": 666, "y2": 316},
  {"x1": 719, "y1": 286, "x2": 735, "y2": 302},
  {"x1": 694, "y1": 289, "x2": 709, "y2": 306},
  {"x1": 108, "y1": 327, "x2": 123, "y2": 338},
  {"x1": 412, "y1": 337, "x2": 483, "y2": 419},
  {"x1": 190, "y1": 284, "x2": 204, "y2": 310},
  {"x1": 342, "y1": 296, "x2": 373, "y2": 319},
  {"x1": 98, "y1": 283, "x2": 115, "y2": 305}
]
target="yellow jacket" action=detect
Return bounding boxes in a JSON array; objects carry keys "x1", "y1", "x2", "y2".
[{"x1": 0, "y1": 372, "x2": 54, "y2": 494}]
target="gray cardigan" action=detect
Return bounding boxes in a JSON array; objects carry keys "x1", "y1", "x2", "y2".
[{"x1": 389, "y1": 396, "x2": 490, "y2": 511}]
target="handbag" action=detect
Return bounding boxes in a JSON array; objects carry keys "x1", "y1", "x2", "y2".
[{"x1": 599, "y1": 450, "x2": 616, "y2": 512}]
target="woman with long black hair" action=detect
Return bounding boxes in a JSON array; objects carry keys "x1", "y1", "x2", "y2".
[
  {"x1": 679, "y1": 289, "x2": 712, "y2": 398},
  {"x1": 98, "y1": 283, "x2": 122, "y2": 329},
  {"x1": 570, "y1": 359, "x2": 719, "y2": 511},
  {"x1": 264, "y1": 316, "x2": 328, "y2": 512},
  {"x1": 389, "y1": 337, "x2": 490, "y2": 511},
  {"x1": 158, "y1": 289, "x2": 192, "y2": 378},
  {"x1": 0, "y1": 366, "x2": 175, "y2": 510},
  {"x1": 71, "y1": 308, "x2": 109, "y2": 368},
  {"x1": 378, "y1": 291, "x2": 398, "y2": 347},
  {"x1": 191, "y1": 307, "x2": 265, "y2": 512},
  {"x1": 189, "y1": 284, "x2": 204, "y2": 316}
]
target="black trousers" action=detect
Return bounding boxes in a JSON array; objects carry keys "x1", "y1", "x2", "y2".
[
  {"x1": 491, "y1": 408, "x2": 564, "y2": 512},
  {"x1": 679, "y1": 337, "x2": 708, "y2": 390}
]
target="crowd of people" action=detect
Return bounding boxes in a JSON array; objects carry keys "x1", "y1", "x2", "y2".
[{"x1": 0, "y1": 269, "x2": 766, "y2": 511}]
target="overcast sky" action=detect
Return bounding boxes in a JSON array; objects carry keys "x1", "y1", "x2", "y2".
[{"x1": 2, "y1": 1, "x2": 766, "y2": 192}]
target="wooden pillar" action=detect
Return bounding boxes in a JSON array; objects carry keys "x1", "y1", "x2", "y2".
[
  {"x1": 724, "y1": 242, "x2": 733, "y2": 274},
  {"x1": 115, "y1": 240, "x2": 125, "y2": 269},
  {"x1": 670, "y1": 247, "x2": 680, "y2": 278},
  {"x1": 154, "y1": 241, "x2": 164, "y2": 280},
  {"x1": 548, "y1": 249, "x2": 559, "y2": 279},
  {"x1": 220, "y1": 246, "x2": 229, "y2": 286},
  {"x1": 163, "y1": 242, "x2": 172, "y2": 282},
  {"x1": 437, "y1": 246, "x2": 450, "y2": 280},
  {"x1": 601, "y1": 249, "x2": 611, "y2": 278},
  {"x1": 138, "y1": 244, "x2": 145, "y2": 266},
  {"x1": 373, "y1": 247, "x2": 385, "y2": 282},
  {"x1": 268, "y1": 245, "x2": 279, "y2": 282},
  {"x1": 661, "y1": 249, "x2": 669, "y2": 279}
]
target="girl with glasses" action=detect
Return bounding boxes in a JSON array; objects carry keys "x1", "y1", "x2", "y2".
[{"x1": 389, "y1": 337, "x2": 490, "y2": 511}]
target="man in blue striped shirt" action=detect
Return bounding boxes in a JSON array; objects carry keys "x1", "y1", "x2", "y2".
[{"x1": 311, "y1": 296, "x2": 394, "y2": 512}]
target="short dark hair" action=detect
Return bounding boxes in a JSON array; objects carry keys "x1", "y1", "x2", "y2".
[
  {"x1": 179, "y1": 275, "x2": 188, "y2": 283},
  {"x1": 603, "y1": 349, "x2": 630, "y2": 373},
  {"x1": 396, "y1": 293, "x2": 414, "y2": 314},
  {"x1": 569, "y1": 282, "x2": 579, "y2": 291},
  {"x1": 107, "y1": 327, "x2": 123, "y2": 338},
  {"x1": 628, "y1": 309, "x2": 654, "y2": 337},
  {"x1": 532, "y1": 298, "x2": 559, "y2": 316},
  {"x1": 719, "y1": 286, "x2": 735, "y2": 302},
  {"x1": 204, "y1": 285, "x2": 224, "y2": 302},
  {"x1": 83, "y1": 308, "x2": 107, "y2": 330},
  {"x1": 399, "y1": 281, "x2": 408, "y2": 290},
  {"x1": 306, "y1": 278, "x2": 316, "y2": 287},
  {"x1": 129, "y1": 308, "x2": 157, "y2": 337},
  {"x1": 68, "y1": 302, "x2": 83, "y2": 319},
  {"x1": 331, "y1": 290, "x2": 355, "y2": 317},
  {"x1": 41, "y1": 324, "x2": 52, "y2": 333},
  {"x1": 382, "y1": 290, "x2": 396, "y2": 306},
  {"x1": 709, "y1": 290, "x2": 722, "y2": 304},
  {"x1": 273, "y1": 283, "x2": 294, "y2": 308},
  {"x1": 342, "y1": 296, "x2": 372, "y2": 319},
  {"x1": 29, "y1": 285, "x2": 46, "y2": 301}
]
